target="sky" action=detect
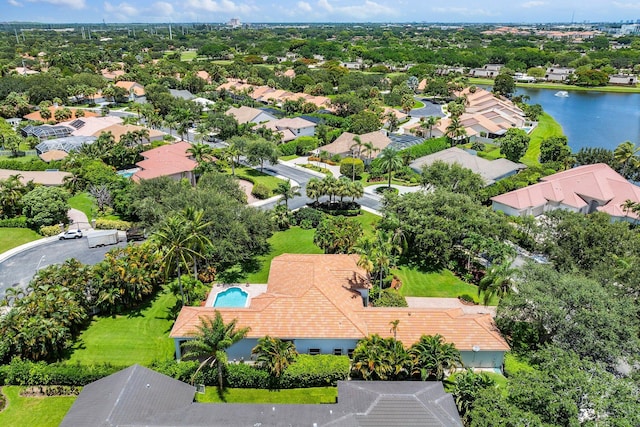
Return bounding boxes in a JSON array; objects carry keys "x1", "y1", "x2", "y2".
[{"x1": 2, "y1": 0, "x2": 640, "y2": 24}]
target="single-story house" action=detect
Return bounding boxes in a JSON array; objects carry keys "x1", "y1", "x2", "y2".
[
  {"x1": 35, "y1": 135, "x2": 97, "y2": 160},
  {"x1": 191, "y1": 97, "x2": 215, "y2": 111},
  {"x1": 545, "y1": 67, "x2": 574, "y2": 82},
  {"x1": 321, "y1": 131, "x2": 392, "y2": 157},
  {"x1": 469, "y1": 64, "x2": 503, "y2": 78},
  {"x1": 94, "y1": 123, "x2": 165, "y2": 143},
  {"x1": 24, "y1": 106, "x2": 98, "y2": 123},
  {"x1": 115, "y1": 81, "x2": 145, "y2": 101},
  {"x1": 410, "y1": 147, "x2": 525, "y2": 186},
  {"x1": 259, "y1": 117, "x2": 316, "y2": 142},
  {"x1": 491, "y1": 163, "x2": 640, "y2": 222},
  {"x1": 169, "y1": 89, "x2": 195, "y2": 101},
  {"x1": 0, "y1": 169, "x2": 70, "y2": 186},
  {"x1": 60, "y1": 364, "x2": 462, "y2": 427},
  {"x1": 225, "y1": 105, "x2": 277, "y2": 125},
  {"x1": 608, "y1": 74, "x2": 638, "y2": 86},
  {"x1": 63, "y1": 116, "x2": 124, "y2": 137},
  {"x1": 132, "y1": 141, "x2": 198, "y2": 185},
  {"x1": 170, "y1": 254, "x2": 510, "y2": 370}
]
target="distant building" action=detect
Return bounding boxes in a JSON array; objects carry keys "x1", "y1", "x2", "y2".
[
  {"x1": 545, "y1": 67, "x2": 575, "y2": 82},
  {"x1": 227, "y1": 18, "x2": 241, "y2": 28},
  {"x1": 469, "y1": 64, "x2": 503, "y2": 78},
  {"x1": 608, "y1": 74, "x2": 638, "y2": 86}
]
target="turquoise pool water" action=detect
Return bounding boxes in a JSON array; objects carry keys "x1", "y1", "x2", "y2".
[{"x1": 214, "y1": 287, "x2": 248, "y2": 307}]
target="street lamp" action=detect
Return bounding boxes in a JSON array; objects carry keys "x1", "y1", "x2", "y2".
[{"x1": 35, "y1": 255, "x2": 46, "y2": 274}]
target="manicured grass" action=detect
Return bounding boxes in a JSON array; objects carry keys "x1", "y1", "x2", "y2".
[
  {"x1": 279, "y1": 154, "x2": 298, "y2": 161},
  {"x1": 300, "y1": 164, "x2": 333, "y2": 175},
  {"x1": 521, "y1": 112, "x2": 564, "y2": 167},
  {"x1": 229, "y1": 166, "x2": 286, "y2": 193},
  {"x1": 68, "y1": 192, "x2": 95, "y2": 221},
  {"x1": 0, "y1": 154, "x2": 40, "y2": 163},
  {"x1": 244, "y1": 226, "x2": 323, "y2": 283},
  {"x1": 66, "y1": 291, "x2": 177, "y2": 366},
  {"x1": 0, "y1": 386, "x2": 76, "y2": 427},
  {"x1": 503, "y1": 352, "x2": 535, "y2": 377},
  {"x1": 180, "y1": 51, "x2": 198, "y2": 61},
  {"x1": 464, "y1": 142, "x2": 504, "y2": 160},
  {"x1": 244, "y1": 211, "x2": 380, "y2": 283},
  {"x1": 196, "y1": 387, "x2": 337, "y2": 404},
  {"x1": 468, "y1": 77, "x2": 640, "y2": 93},
  {"x1": 0, "y1": 228, "x2": 41, "y2": 254}
]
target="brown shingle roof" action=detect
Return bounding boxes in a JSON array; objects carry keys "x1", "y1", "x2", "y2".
[{"x1": 322, "y1": 131, "x2": 391, "y2": 156}]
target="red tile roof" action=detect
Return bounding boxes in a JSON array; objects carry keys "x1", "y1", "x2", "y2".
[{"x1": 170, "y1": 254, "x2": 509, "y2": 351}]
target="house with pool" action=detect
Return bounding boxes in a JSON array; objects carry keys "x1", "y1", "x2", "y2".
[{"x1": 170, "y1": 254, "x2": 509, "y2": 371}]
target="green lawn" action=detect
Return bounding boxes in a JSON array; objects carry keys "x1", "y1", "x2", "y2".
[
  {"x1": 196, "y1": 387, "x2": 337, "y2": 404},
  {"x1": 279, "y1": 154, "x2": 299, "y2": 161},
  {"x1": 521, "y1": 113, "x2": 564, "y2": 167},
  {"x1": 0, "y1": 386, "x2": 76, "y2": 427},
  {"x1": 229, "y1": 166, "x2": 286, "y2": 193},
  {"x1": 68, "y1": 192, "x2": 95, "y2": 221},
  {"x1": 243, "y1": 211, "x2": 380, "y2": 283},
  {"x1": 244, "y1": 226, "x2": 323, "y2": 283},
  {"x1": 66, "y1": 291, "x2": 177, "y2": 366},
  {"x1": 463, "y1": 142, "x2": 503, "y2": 160},
  {"x1": 0, "y1": 228, "x2": 41, "y2": 254},
  {"x1": 468, "y1": 77, "x2": 640, "y2": 93},
  {"x1": 394, "y1": 265, "x2": 496, "y2": 304}
]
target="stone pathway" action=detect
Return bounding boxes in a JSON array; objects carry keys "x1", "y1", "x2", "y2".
[{"x1": 67, "y1": 208, "x2": 92, "y2": 230}]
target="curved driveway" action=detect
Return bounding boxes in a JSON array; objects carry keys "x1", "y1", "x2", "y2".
[{"x1": 0, "y1": 238, "x2": 127, "y2": 297}]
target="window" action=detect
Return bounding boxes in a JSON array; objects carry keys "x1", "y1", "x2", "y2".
[
  {"x1": 333, "y1": 348, "x2": 342, "y2": 356},
  {"x1": 347, "y1": 348, "x2": 355, "y2": 358},
  {"x1": 308, "y1": 348, "x2": 321, "y2": 355}
]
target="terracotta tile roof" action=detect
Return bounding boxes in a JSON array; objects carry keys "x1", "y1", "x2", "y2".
[
  {"x1": 133, "y1": 141, "x2": 197, "y2": 181},
  {"x1": 492, "y1": 163, "x2": 640, "y2": 219},
  {"x1": 93, "y1": 123, "x2": 164, "y2": 142},
  {"x1": 170, "y1": 254, "x2": 509, "y2": 351},
  {"x1": 322, "y1": 131, "x2": 391, "y2": 156},
  {"x1": 24, "y1": 107, "x2": 98, "y2": 123}
]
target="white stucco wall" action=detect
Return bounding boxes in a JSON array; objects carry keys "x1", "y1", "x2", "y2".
[
  {"x1": 461, "y1": 350, "x2": 504, "y2": 370},
  {"x1": 492, "y1": 201, "x2": 524, "y2": 217}
]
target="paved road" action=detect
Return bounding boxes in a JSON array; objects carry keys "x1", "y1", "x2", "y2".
[
  {"x1": 0, "y1": 238, "x2": 127, "y2": 298},
  {"x1": 251, "y1": 160, "x2": 383, "y2": 212},
  {"x1": 411, "y1": 97, "x2": 446, "y2": 118}
]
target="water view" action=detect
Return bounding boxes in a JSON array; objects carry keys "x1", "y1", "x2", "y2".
[{"x1": 515, "y1": 87, "x2": 640, "y2": 152}]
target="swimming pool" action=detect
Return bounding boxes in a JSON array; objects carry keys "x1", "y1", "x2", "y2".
[{"x1": 213, "y1": 287, "x2": 248, "y2": 307}]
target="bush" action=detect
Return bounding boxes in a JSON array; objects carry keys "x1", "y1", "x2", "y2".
[
  {"x1": 292, "y1": 207, "x2": 324, "y2": 227},
  {"x1": 0, "y1": 217, "x2": 27, "y2": 228},
  {"x1": 372, "y1": 288, "x2": 408, "y2": 307},
  {"x1": 0, "y1": 359, "x2": 121, "y2": 386},
  {"x1": 374, "y1": 186, "x2": 398, "y2": 196},
  {"x1": 95, "y1": 218, "x2": 132, "y2": 230},
  {"x1": 39, "y1": 224, "x2": 61, "y2": 236},
  {"x1": 0, "y1": 159, "x2": 60, "y2": 171},
  {"x1": 278, "y1": 354, "x2": 349, "y2": 388},
  {"x1": 458, "y1": 294, "x2": 477, "y2": 304},
  {"x1": 251, "y1": 183, "x2": 271, "y2": 200},
  {"x1": 401, "y1": 137, "x2": 449, "y2": 159},
  {"x1": 278, "y1": 140, "x2": 298, "y2": 156},
  {"x1": 339, "y1": 157, "x2": 365, "y2": 178}
]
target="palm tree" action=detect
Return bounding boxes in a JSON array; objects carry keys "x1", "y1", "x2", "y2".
[
  {"x1": 305, "y1": 177, "x2": 322, "y2": 205},
  {"x1": 351, "y1": 334, "x2": 410, "y2": 381},
  {"x1": 181, "y1": 312, "x2": 250, "y2": 390},
  {"x1": 446, "y1": 116, "x2": 467, "y2": 145},
  {"x1": 273, "y1": 179, "x2": 301, "y2": 209},
  {"x1": 614, "y1": 140, "x2": 640, "y2": 178},
  {"x1": 164, "y1": 114, "x2": 178, "y2": 137},
  {"x1": 621, "y1": 199, "x2": 637, "y2": 219},
  {"x1": 420, "y1": 116, "x2": 440, "y2": 139},
  {"x1": 451, "y1": 369, "x2": 495, "y2": 424},
  {"x1": 251, "y1": 336, "x2": 298, "y2": 378},
  {"x1": 350, "y1": 135, "x2": 363, "y2": 160},
  {"x1": 409, "y1": 334, "x2": 462, "y2": 381},
  {"x1": 477, "y1": 260, "x2": 517, "y2": 306},
  {"x1": 187, "y1": 143, "x2": 215, "y2": 166},
  {"x1": 378, "y1": 147, "x2": 403, "y2": 188}
]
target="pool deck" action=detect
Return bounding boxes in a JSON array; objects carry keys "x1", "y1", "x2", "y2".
[{"x1": 205, "y1": 283, "x2": 268, "y2": 307}]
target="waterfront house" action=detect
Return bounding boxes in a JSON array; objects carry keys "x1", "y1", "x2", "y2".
[{"x1": 491, "y1": 163, "x2": 640, "y2": 222}]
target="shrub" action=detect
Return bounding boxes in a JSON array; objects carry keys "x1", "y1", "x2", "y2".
[
  {"x1": 401, "y1": 137, "x2": 449, "y2": 159},
  {"x1": 278, "y1": 140, "x2": 298, "y2": 156},
  {"x1": 0, "y1": 159, "x2": 59, "y2": 171},
  {"x1": 296, "y1": 137, "x2": 319, "y2": 155},
  {"x1": 292, "y1": 207, "x2": 324, "y2": 227},
  {"x1": 251, "y1": 183, "x2": 271, "y2": 200},
  {"x1": 39, "y1": 224, "x2": 61, "y2": 236},
  {"x1": 458, "y1": 294, "x2": 477, "y2": 304},
  {"x1": 471, "y1": 141, "x2": 485, "y2": 151},
  {"x1": 95, "y1": 218, "x2": 132, "y2": 230},
  {"x1": 372, "y1": 288, "x2": 408, "y2": 307},
  {"x1": 279, "y1": 354, "x2": 350, "y2": 388},
  {"x1": 0, "y1": 359, "x2": 121, "y2": 386},
  {"x1": 0, "y1": 217, "x2": 27, "y2": 228},
  {"x1": 339, "y1": 157, "x2": 365, "y2": 178},
  {"x1": 374, "y1": 186, "x2": 398, "y2": 196}
]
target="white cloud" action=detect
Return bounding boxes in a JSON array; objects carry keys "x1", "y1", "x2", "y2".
[
  {"x1": 297, "y1": 1, "x2": 312, "y2": 12},
  {"x1": 8, "y1": 0, "x2": 22, "y2": 6},
  {"x1": 104, "y1": 1, "x2": 138, "y2": 17},
  {"x1": 153, "y1": 1, "x2": 174, "y2": 16},
  {"x1": 317, "y1": 0, "x2": 396, "y2": 19},
  {"x1": 185, "y1": 0, "x2": 256, "y2": 14},
  {"x1": 432, "y1": 6, "x2": 496, "y2": 16},
  {"x1": 24, "y1": 0, "x2": 86, "y2": 8},
  {"x1": 612, "y1": 1, "x2": 640, "y2": 9},
  {"x1": 522, "y1": 1, "x2": 546, "y2": 7}
]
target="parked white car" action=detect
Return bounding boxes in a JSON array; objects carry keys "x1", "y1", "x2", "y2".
[{"x1": 59, "y1": 229, "x2": 83, "y2": 240}]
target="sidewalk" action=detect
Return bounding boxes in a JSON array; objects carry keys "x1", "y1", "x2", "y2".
[{"x1": 280, "y1": 157, "x2": 341, "y2": 178}]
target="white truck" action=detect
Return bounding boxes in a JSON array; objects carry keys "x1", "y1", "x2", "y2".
[{"x1": 86, "y1": 230, "x2": 119, "y2": 248}]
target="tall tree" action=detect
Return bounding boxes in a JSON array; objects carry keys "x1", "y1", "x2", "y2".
[
  {"x1": 378, "y1": 147, "x2": 403, "y2": 188},
  {"x1": 251, "y1": 336, "x2": 298, "y2": 379},
  {"x1": 409, "y1": 334, "x2": 462, "y2": 381},
  {"x1": 181, "y1": 312, "x2": 250, "y2": 390},
  {"x1": 613, "y1": 140, "x2": 639, "y2": 178},
  {"x1": 273, "y1": 179, "x2": 301, "y2": 209}
]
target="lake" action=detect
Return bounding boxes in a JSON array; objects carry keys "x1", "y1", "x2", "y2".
[{"x1": 515, "y1": 87, "x2": 640, "y2": 152}]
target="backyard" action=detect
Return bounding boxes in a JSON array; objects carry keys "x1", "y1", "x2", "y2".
[
  {"x1": 65, "y1": 291, "x2": 177, "y2": 366},
  {"x1": 196, "y1": 387, "x2": 338, "y2": 404},
  {"x1": 0, "y1": 386, "x2": 75, "y2": 427}
]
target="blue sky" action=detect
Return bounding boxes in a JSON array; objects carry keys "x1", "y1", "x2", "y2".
[{"x1": 3, "y1": 0, "x2": 640, "y2": 24}]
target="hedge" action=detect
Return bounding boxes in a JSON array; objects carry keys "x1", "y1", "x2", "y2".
[
  {"x1": 39, "y1": 224, "x2": 61, "y2": 236},
  {"x1": 0, "y1": 359, "x2": 122, "y2": 386},
  {"x1": 95, "y1": 218, "x2": 132, "y2": 230},
  {"x1": 339, "y1": 157, "x2": 364, "y2": 178},
  {"x1": 0, "y1": 159, "x2": 61, "y2": 171},
  {"x1": 400, "y1": 137, "x2": 449, "y2": 159},
  {"x1": 0, "y1": 217, "x2": 27, "y2": 228}
]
